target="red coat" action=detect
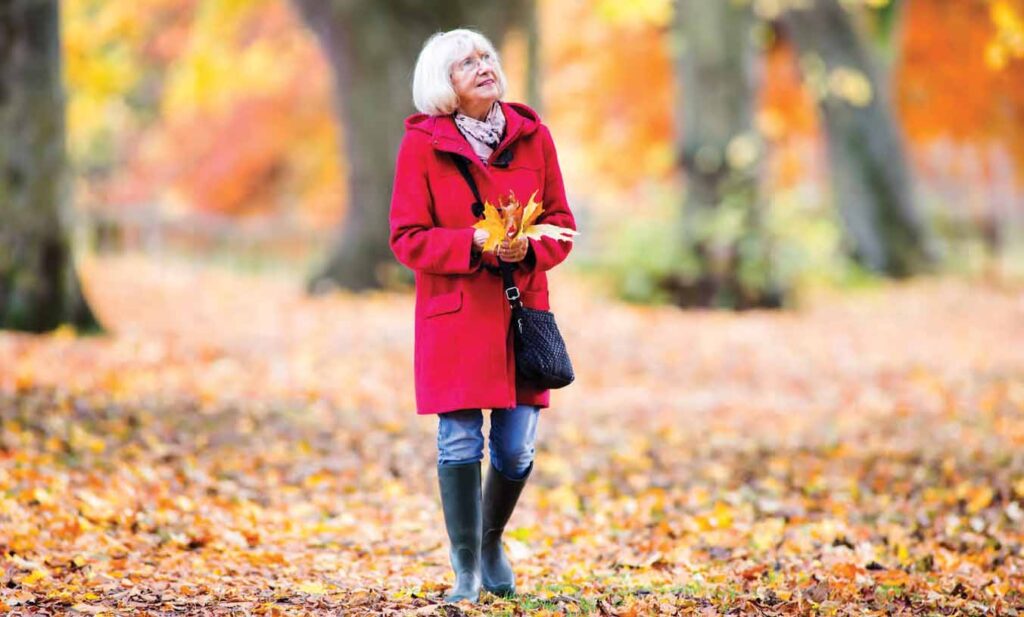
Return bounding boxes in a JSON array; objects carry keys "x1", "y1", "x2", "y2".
[{"x1": 389, "y1": 101, "x2": 576, "y2": 415}]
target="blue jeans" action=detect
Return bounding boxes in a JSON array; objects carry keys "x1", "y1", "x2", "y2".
[{"x1": 437, "y1": 404, "x2": 540, "y2": 480}]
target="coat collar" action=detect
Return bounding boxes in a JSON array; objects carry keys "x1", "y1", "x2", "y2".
[{"x1": 405, "y1": 101, "x2": 541, "y2": 171}]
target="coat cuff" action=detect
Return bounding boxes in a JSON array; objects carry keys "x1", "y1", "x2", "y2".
[
  {"x1": 453, "y1": 227, "x2": 484, "y2": 274},
  {"x1": 480, "y1": 249, "x2": 499, "y2": 270},
  {"x1": 516, "y1": 240, "x2": 539, "y2": 272}
]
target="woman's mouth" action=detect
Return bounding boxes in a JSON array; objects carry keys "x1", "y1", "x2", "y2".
[{"x1": 477, "y1": 79, "x2": 495, "y2": 88}]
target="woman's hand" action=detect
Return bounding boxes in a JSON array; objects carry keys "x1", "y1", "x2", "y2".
[
  {"x1": 496, "y1": 237, "x2": 529, "y2": 262},
  {"x1": 472, "y1": 228, "x2": 489, "y2": 251}
]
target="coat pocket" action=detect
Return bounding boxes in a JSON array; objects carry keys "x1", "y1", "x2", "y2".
[{"x1": 424, "y1": 290, "x2": 463, "y2": 318}]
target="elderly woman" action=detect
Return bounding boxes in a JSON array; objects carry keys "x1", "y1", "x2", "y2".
[{"x1": 388, "y1": 29, "x2": 576, "y2": 602}]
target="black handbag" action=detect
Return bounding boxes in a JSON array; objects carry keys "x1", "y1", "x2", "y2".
[{"x1": 451, "y1": 154, "x2": 575, "y2": 390}]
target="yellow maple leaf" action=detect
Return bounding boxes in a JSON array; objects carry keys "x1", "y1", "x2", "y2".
[
  {"x1": 472, "y1": 189, "x2": 578, "y2": 252},
  {"x1": 521, "y1": 224, "x2": 579, "y2": 243},
  {"x1": 472, "y1": 203, "x2": 507, "y2": 252},
  {"x1": 519, "y1": 190, "x2": 544, "y2": 232}
]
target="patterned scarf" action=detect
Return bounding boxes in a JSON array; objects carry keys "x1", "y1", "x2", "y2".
[{"x1": 453, "y1": 101, "x2": 506, "y2": 163}]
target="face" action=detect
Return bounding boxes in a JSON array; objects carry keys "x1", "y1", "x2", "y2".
[{"x1": 450, "y1": 48, "x2": 500, "y2": 111}]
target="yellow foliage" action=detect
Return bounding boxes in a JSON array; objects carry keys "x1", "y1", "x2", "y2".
[
  {"x1": 987, "y1": 0, "x2": 1024, "y2": 69},
  {"x1": 297, "y1": 580, "x2": 327, "y2": 594},
  {"x1": 163, "y1": 0, "x2": 294, "y2": 116},
  {"x1": 21, "y1": 569, "x2": 50, "y2": 586},
  {"x1": 596, "y1": 0, "x2": 673, "y2": 27},
  {"x1": 62, "y1": 0, "x2": 146, "y2": 159},
  {"x1": 62, "y1": 0, "x2": 345, "y2": 222},
  {"x1": 828, "y1": 66, "x2": 874, "y2": 107}
]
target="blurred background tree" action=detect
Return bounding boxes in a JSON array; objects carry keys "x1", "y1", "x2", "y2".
[
  {"x1": 776, "y1": 0, "x2": 935, "y2": 277},
  {"x1": 598, "y1": 0, "x2": 938, "y2": 308},
  {"x1": 290, "y1": 0, "x2": 533, "y2": 292},
  {"x1": 672, "y1": 0, "x2": 780, "y2": 309},
  {"x1": 0, "y1": 0, "x2": 99, "y2": 332},
  {"x1": 560, "y1": 0, "x2": 1022, "y2": 307}
]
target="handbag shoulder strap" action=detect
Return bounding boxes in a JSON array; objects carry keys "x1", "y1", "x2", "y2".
[
  {"x1": 451, "y1": 154, "x2": 485, "y2": 219},
  {"x1": 450, "y1": 154, "x2": 522, "y2": 309}
]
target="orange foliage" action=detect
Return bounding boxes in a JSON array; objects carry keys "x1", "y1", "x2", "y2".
[
  {"x1": 759, "y1": 39, "x2": 824, "y2": 191},
  {"x1": 66, "y1": 0, "x2": 1023, "y2": 228},
  {"x1": 898, "y1": 0, "x2": 1024, "y2": 144},
  {"x1": 540, "y1": 1, "x2": 825, "y2": 195},
  {"x1": 541, "y1": 0, "x2": 1024, "y2": 196},
  {"x1": 66, "y1": 0, "x2": 345, "y2": 228},
  {"x1": 541, "y1": 0, "x2": 676, "y2": 194},
  {"x1": 156, "y1": 1, "x2": 344, "y2": 225},
  {"x1": 896, "y1": 0, "x2": 1024, "y2": 205}
]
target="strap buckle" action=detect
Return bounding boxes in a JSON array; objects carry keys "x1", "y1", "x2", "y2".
[{"x1": 505, "y1": 286, "x2": 521, "y2": 302}]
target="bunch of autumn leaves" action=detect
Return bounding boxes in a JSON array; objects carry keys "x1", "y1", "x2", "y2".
[{"x1": 473, "y1": 189, "x2": 578, "y2": 252}]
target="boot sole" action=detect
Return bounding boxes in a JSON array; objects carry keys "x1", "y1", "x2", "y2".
[{"x1": 483, "y1": 585, "x2": 516, "y2": 597}]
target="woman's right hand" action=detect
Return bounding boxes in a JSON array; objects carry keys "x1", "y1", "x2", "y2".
[{"x1": 472, "y1": 228, "x2": 489, "y2": 250}]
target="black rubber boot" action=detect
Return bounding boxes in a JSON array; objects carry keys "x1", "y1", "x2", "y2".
[
  {"x1": 481, "y1": 461, "x2": 532, "y2": 597},
  {"x1": 437, "y1": 461, "x2": 482, "y2": 603}
]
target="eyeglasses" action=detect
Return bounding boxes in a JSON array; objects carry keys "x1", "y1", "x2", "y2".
[{"x1": 453, "y1": 52, "x2": 496, "y2": 75}]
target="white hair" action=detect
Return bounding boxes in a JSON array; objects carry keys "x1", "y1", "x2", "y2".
[{"x1": 412, "y1": 28, "x2": 507, "y2": 116}]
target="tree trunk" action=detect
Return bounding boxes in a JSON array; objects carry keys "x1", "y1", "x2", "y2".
[
  {"x1": 291, "y1": 0, "x2": 528, "y2": 292},
  {"x1": 0, "y1": 0, "x2": 100, "y2": 332},
  {"x1": 673, "y1": 0, "x2": 781, "y2": 309},
  {"x1": 779, "y1": 0, "x2": 935, "y2": 276},
  {"x1": 521, "y1": 0, "x2": 541, "y2": 112}
]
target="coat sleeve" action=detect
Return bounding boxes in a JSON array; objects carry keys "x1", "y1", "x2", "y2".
[
  {"x1": 389, "y1": 132, "x2": 482, "y2": 275},
  {"x1": 519, "y1": 124, "x2": 577, "y2": 273}
]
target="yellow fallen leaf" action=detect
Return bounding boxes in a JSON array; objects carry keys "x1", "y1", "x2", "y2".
[
  {"x1": 53, "y1": 324, "x2": 77, "y2": 340},
  {"x1": 896, "y1": 543, "x2": 910, "y2": 564},
  {"x1": 21, "y1": 569, "x2": 49, "y2": 586},
  {"x1": 966, "y1": 485, "x2": 994, "y2": 514},
  {"x1": 751, "y1": 517, "x2": 785, "y2": 551},
  {"x1": 71, "y1": 603, "x2": 112, "y2": 615},
  {"x1": 298, "y1": 581, "x2": 327, "y2": 594},
  {"x1": 31, "y1": 487, "x2": 55, "y2": 506}
]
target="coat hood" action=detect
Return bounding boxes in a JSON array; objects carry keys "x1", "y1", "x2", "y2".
[
  {"x1": 404, "y1": 100, "x2": 541, "y2": 136},
  {"x1": 405, "y1": 101, "x2": 541, "y2": 163}
]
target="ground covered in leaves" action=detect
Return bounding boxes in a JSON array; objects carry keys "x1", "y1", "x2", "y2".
[{"x1": 2, "y1": 254, "x2": 1024, "y2": 616}]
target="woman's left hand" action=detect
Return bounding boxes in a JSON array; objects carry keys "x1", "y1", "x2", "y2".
[{"x1": 497, "y1": 237, "x2": 529, "y2": 262}]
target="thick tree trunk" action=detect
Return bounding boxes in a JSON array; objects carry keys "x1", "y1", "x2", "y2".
[
  {"x1": 292, "y1": 0, "x2": 528, "y2": 292},
  {"x1": 0, "y1": 0, "x2": 100, "y2": 332},
  {"x1": 779, "y1": 0, "x2": 935, "y2": 276},
  {"x1": 674, "y1": 0, "x2": 780, "y2": 309}
]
